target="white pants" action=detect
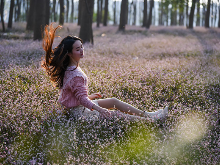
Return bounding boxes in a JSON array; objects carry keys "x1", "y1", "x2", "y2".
[
  {"x1": 68, "y1": 100, "x2": 100, "y2": 120},
  {"x1": 68, "y1": 100, "x2": 142, "y2": 121}
]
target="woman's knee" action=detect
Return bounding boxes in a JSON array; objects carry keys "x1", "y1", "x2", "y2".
[{"x1": 111, "y1": 97, "x2": 120, "y2": 105}]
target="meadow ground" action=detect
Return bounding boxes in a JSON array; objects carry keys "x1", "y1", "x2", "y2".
[{"x1": 0, "y1": 23, "x2": 220, "y2": 164}]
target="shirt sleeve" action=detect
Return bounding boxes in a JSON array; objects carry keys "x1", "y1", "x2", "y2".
[{"x1": 70, "y1": 76, "x2": 95, "y2": 110}]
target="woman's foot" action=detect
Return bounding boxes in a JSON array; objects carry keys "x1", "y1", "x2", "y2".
[
  {"x1": 144, "y1": 106, "x2": 168, "y2": 122},
  {"x1": 152, "y1": 106, "x2": 168, "y2": 122},
  {"x1": 143, "y1": 109, "x2": 163, "y2": 118}
]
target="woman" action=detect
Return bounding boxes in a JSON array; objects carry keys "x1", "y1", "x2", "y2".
[{"x1": 42, "y1": 24, "x2": 168, "y2": 121}]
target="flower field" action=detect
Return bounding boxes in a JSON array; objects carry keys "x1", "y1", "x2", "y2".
[{"x1": 0, "y1": 23, "x2": 220, "y2": 164}]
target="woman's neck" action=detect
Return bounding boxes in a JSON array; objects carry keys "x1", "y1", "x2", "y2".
[{"x1": 68, "y1": 60, "x2": 79, "y2": 67}]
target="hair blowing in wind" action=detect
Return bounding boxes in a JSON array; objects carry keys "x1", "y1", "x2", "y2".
[{"x1": 42, "y1": 24, "x2": 82, "y2": 88}]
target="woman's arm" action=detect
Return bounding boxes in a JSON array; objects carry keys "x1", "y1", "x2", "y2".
[
  {"x1": 71, "y1": 77, "x2": 111, "y2": 118},
  {"x1": 92, "y1": 104, "x2": 111, "y2": 118}
]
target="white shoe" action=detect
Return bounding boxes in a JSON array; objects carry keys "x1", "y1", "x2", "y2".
[
  {"x1": 152, "y1": 106, "x2": 168, "y2": 122},
  {"x1": 145, "y1": 109, "x2": 163, "y2": 117}
]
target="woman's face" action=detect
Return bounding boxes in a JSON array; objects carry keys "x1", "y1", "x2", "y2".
[{"x1": 68, "y1": 40, "x2": 84, "y2": 63}]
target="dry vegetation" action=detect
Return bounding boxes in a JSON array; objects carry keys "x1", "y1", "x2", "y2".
[{"x1": 0, "y1": 23, "x2": 220, "y2": 164}]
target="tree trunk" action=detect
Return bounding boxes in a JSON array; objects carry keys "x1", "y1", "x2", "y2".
[
  {"x1": 211, "y1": 0, "x2": 213, "y2": 27},
  {"x1": 205, "y1": 0, "x2": 211, "y2": 28},
  {"x1": 66, "y1": 0, "x2": 69, "y2": 22},
  {"x1": 78, "y1": 0, "x2": 82, "y2": 25},
  {"x1": 146, "y1": 0, "x2": 154, "y2": 29},
  {"x1": 97, "y1": 0, "x2": 100, "y2": 27},
  {"x1": 188, "y1": 0, "x2": 196, "y2": 29},
  {"x1": 26, "y1": 0, "x2": 30, "y2": 22},
  {"x1": 8, "y1": 0, "x2": 14, "y2": 28},
  {"x1": 45, "y1": 0, "x2": 50, "y2": 25},
  {"x1": 26, "y1": 0, "x2": 35, "y2": 30},
  {"x1": 125, "y1": 0, "x2": 128, "y2": 25},
  {"x1": 70, "y1": 0, "x2": 74, "y2": 22},
  {"x1": 33, "y1": 0, "x2": 45, "y2": 40},
  {"x1": 79, "y1": 0, "x2": 94, "y2": 44},
  {"x1": 218, "y1": 3, "x2": 220, "y2": 28},
  {"x1": 100, "y1": 0, "x2": 103, "y2": 22},
  {"x1": 103, "y1": 0, "x2": 108, "y2": 26},
  {"x1": 15, "y1": 0, "x2": 21, "y2": 22},
  {"x1": 133, "y1": 1, "x2": 136, "y2": 25},
  {"x1": 0, "y1": 0, "x2": 5, "y2": 32},
  {"x1": 165, "y1": 1, "x2": 168, "y2": 26},
  {"x1": 53, "y1": 0, "x2": 57, "y2": 22},
  {"x1": 143, "y1": 0, "x2": 148, "y2": 27},
  {"x1": 113, "y1": 0, "x2": 116, "y2": 25},
  {"x1": 196, "y1": 0, "x2": 200, "y2": 26},
  {"x1": 171, "y1": 2, "x2": 177, "y2": 25},
  {"x1": 59, "y1": 0, "x2": 64, "y2": 25},
  {"x1": 158, "y1": 1, "x2": 162, "y2": 25},
  {"x1": 22, "y1": 0, "x2": 26, "y2": 21},
  {"x1": 119, "y1": 0, "x2": 128, "y2": 31},
  {"x1": 186, "y1": 0, "x2": 189, "y2": 27},
  {"x1": 179, "y1": 0, "x2": 184, "y2": 26},
  {"x1": 214, "y1": 2, "x2": 217, "y2": 26}
]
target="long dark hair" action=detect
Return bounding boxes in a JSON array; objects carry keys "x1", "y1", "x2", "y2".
[{"x1": 42, "y1": 24, "x2": 83, "y2": 88}]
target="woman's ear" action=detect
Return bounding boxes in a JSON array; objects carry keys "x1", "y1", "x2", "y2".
[{"x1": 67, "y1": 51, "x2": 72, "y2": 57}]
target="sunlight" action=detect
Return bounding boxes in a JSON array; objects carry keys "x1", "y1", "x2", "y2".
[{"x1": 175, "y1": 113, "x2": 208, "y2": 144}]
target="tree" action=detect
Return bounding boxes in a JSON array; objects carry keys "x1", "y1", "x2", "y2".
[
  {"x1": 158, "y1": 0, "x2": 163, "y2": 25},
  {"x1": 33, "y1": 0, "x2": 46, "y2": 40},
  {"x1": 205, "y1": 0, "x2": 211, "y2": 28},
  {"x1": 78, "y1": 0, "x2": 82, "y2": 25},
  {"x1": 119, "y1": 0, "x2": 128, "y2": 31},
  {"x1": 218, "y1": 0, "x2": 220, "y2": 28},
  {"x1": 8, "y1": 0, "x2": 14, "y2": 28},
  {"x1": 132, "y1": 1, "x2": 136, "y2": 25},
  {"x1": 113, "y1": 0, "x2": 116, "y2": 25},
  {"x1": 100, "y1": 0, "x2": 103, "y2": 22},
  {"x1": 45, "y1": 0, "x2": 50, "y2": 25},
  {"x1": 146, "y1": 0, "x2": 154, "y2": 29},
  {"x1": 179, "y1": 0, "x2": 185, "y2": 26},
  {"x1": 143, "y1": 0, "x2": 147, "y2": 27},
  {"x1": 53, "y1": 0, "x2": 57, "y2": 22},
  {"x1": 79, "y1": 0, "x2": 94, "y2": 44},
  {"x1": 171, "y1": 0, "x2": 177, "y2": 25},
  {"x1": 186, "y1": 0, "x2": 189, "y2": 27},
  {"x1": 25, "y1": 0, "x2": 29, "y2": 21},
  {"x1": 0, "y1": 0, "x2": 5, "y2": 32},
  {"x1": 97, "y1": 0, "x2": 100, "y2": 27},
  {"x1": 59, "y1": 0, "x2": 64, "y2": 25},
  {"x1": 196, "y1": 0, "x2": 200, "y2": 26},
  {"x1": 103, "y1": 0, "x2": 108, "y2": 26},
  {"x1": 188, "y1": 0, "x2": 196, "y2": 29},
  {"x1": 211, "y1": 0, "x2": 213, "y2": 26},
  {"x1": 26, "y1": 0, "x2": 35, "y2": 30},
  {"x1": 66, "y1": 0, "x2": 69, "y2": 22},
  {"x1": 15, "y1": 0, "x2": 21, "y2": 22},
  {"x1": 70, "y1": 0, "x2": 74, "y2": 22}
]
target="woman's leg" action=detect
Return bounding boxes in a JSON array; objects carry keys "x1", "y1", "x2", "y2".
[
  {"x1": 97, "y1": 98, "x2": 168, "y2": 120},
  {"x1": 97, "y1": 98, "x2": 144, "y2": 117}
]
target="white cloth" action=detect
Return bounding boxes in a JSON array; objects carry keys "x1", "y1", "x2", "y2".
[{"x1": 68, "y1": 100, "x2": 100, "y2": 120}]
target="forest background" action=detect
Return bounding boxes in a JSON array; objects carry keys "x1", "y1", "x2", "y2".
[
  {"x1": 0, "y1": 0, "x2": 220, "y2": 164},
  {"x1": 0, "y1": 0, "x2": 220, "y2": 41}
]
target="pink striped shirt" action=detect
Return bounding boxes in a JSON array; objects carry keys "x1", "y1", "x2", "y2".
[{"x1": 58, "y1": 66, "x2": 95, "y2": 109}]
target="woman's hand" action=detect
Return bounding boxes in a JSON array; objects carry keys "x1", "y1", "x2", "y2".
[
  {"x1": 88, "y1": 93, "x2": 102, "y2": 100},
  {"x1": 98, "y1": 108, "x2": 111, "y2": 118},
  {"x1": 92, "y1": 104, "x2": 111, "y2": 118}
]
